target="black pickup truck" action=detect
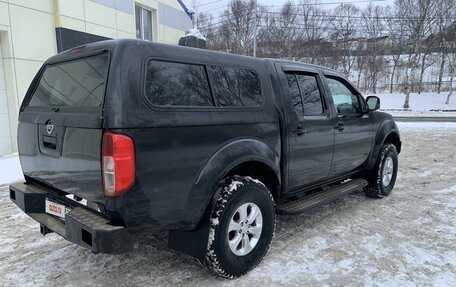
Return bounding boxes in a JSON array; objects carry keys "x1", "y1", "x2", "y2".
[{"x1": 9, "y1": 39, "x2": 401, "y2": 278}]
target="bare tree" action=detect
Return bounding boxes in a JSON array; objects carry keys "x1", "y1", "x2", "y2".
[
  {"x1": 435, "y1": 0, "x2": 456, "y2": 94},
  {"x1": 330, "y1": 4, "x2": 361, "y2": 78},
  {"x1": 355, "y1": 50, "x2": 367, "y2": 90},
  {"x1": 417, "y1": 53, "x2": 440, "y2": 93},
  {"x1": 362, "y1": 3, "x2": 388, "y2": 93},
  {"x1": 197, "y1": 12, "x2": 217, "y2": 47},
  {"x1": 385, "y1": 5, "x2": 406, "y2": 94},
  {"x1": 259, "y1": 2, "x2": 299, "y2": 58},
  {"x1": 297, "y1": 0, "x2": 332, "y2": 64},
  {"x1": 446, "y1": 43, "x2": 456, "y2": 104},
  {"x1": 279, "y1": 2, "x2": 300, "y2": 58},
  {"x1": 396, "y1": 0, "x2": 437, "y2": 108},
  {"x1": 218, "y1": 0, "x2": 261, "y2": 56},
  {"x1": 199, "y1": 0, "x2": 453, "y2": 100}
]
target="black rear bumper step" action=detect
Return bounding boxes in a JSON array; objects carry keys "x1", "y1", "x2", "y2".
[
  {"x1": 9, "y1": 182, "x2": 133, "y2": 254},
  {"x1": 278, "y1": 179, "x2": 368, "y2": 215}
]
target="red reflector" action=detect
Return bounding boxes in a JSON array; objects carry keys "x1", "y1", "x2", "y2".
[
  {"x1": 102, "y1": 132, "x2": 135, "y2": 197},
  {"x1": 70, "y1": 46, "x2": 86, "y2": 53}
]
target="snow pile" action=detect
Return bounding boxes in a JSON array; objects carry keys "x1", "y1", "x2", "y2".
[
  {"x1": 184, "y1": 28, "x2": 207, "y2": 41},
  {"x1": 397, "y1": 121, "x2": 456, "y2": 131},
  {"x1": 370, "y1": 92, "x2": 456, "y2": 117},
  {"x1": 0, "y1": 153, "x2": 23, "y2": 185}
]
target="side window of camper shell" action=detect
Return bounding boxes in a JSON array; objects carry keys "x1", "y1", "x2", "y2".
[
  {"x1": 145, "y1": 60, "x2": 263, "y2": 108},
  {"x1": 207, "y1": 65, "x2": 262, "y2": 107},
  {"x1": 145, "y1": 60, "x2": 213, "y2": 107}
]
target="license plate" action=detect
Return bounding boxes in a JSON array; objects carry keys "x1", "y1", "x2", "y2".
[{"x1": 45, "y1": 199, "x2": 67, "y2": 219}]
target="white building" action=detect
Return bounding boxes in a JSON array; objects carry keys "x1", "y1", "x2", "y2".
[{"x1": 0, "y1": 0, "x2": 192, "y2": 155}]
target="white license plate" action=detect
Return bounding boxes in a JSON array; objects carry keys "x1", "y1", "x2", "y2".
[{"x1": 45, "y1": 199, "x2": 67, "y2": 219}]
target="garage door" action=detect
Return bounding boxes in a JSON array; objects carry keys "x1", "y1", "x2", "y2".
[{"x1": 0, "y1": 40, "x2": 13, "y2": 156}]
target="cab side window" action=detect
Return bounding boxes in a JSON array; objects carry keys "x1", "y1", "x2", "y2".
[
  {"x1": 285, "y1": 72, "x2": 324, "y2": 117},
  {"x1": 286, "y1": 73, "x2": 304, "y2": 116},
  {"x1": 325, "y1": 77, "x2": 362, "y2": 115},
  {"x1": 296, "y1": 74, "x2": 324, "y2": 116}
]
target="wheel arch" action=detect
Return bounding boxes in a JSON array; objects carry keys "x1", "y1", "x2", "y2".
[
  {"x1": 180, "y1": 138, "x2": 281, "y2": 229},
  {"x1": 225, "y1": 160, "x2": 281, "y2": 203},
  {"x1": 383, "y1": 132, "x2": 401, "y2": 153},
  {"x1": 367, "y1": 120, "x2": 402, "y2": 170}
]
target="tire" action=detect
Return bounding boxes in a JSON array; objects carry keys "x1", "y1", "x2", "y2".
[
  {"x1": 365, "y1": 143, "x2": 398, "y2": 198},
  {"x1": 205, "y1": 176, "x2": 276, "y2": 279}
]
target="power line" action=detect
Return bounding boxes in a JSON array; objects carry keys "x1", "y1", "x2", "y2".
[
  {"x1": 197, "y1": 0, "x2": 456, "y2": 29},
  {"x1": 198, "y1": 11, "x2": 456, "y2": 30},
  {"x1": 261, "y1": 0, "x2": 388, "y2": 8},
  {"x1": 200, "y1": 0, "x2": 388, "y2": 18},
  {"x1": 195, "y1": 0, "x2": 223, "y2": 8}
]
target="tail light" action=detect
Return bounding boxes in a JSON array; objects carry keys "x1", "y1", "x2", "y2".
[{"x1": 102, "y1": 132, "x2": 135, "y2": 197}]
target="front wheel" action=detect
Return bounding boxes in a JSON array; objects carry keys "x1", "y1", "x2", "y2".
[
  {"x1": 365, "y1": 143, "x2": 398, "y2": 198},
  {"x1": 205, "y1": 176, "x2": 276, "y2": 279}
]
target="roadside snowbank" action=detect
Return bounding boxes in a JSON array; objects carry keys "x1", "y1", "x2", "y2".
[
  {"x1": 397, "y1": 121, "x2": 456, "y2": 130},
  {"x1": 372, "y1": 92, "x2": 456, "y2": 117},
  {"x1": 0, "y1": 153, "x2": 23, "y2": 186}
]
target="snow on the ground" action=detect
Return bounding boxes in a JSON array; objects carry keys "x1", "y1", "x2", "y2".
[
  {"x1": 371, "y1": 92, "x2": 456, "y2": 118},
  {"x1": 0, "y1": 153, "x2": 23, "y2": 186},
  {"x1": 397, "y1": 121, "x2": 456, "y2": 131},
  {"x1": 0, "y1": 126, "x2": 455, "y2": 286}
]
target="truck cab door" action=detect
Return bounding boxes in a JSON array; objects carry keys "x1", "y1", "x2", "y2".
[
  {"x1": 277, "y1": 64, "x2": 335, "y2": 192},
  {"x1": 323, "y1": 74, "x2": 374, "y2": 176}
]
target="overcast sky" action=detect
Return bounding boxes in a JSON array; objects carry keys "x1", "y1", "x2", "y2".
[{"x1": 186, "y1": 0, "x2": 395, "y2": 17}]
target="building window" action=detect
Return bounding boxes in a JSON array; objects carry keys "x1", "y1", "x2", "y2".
[{"x1": 135, "y1": 5, "x2": 153, "y2": 41}]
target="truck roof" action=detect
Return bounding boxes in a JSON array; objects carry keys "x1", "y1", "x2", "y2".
[{"x1": 46, "y1": 39, "x2": 339, "y2": 74}]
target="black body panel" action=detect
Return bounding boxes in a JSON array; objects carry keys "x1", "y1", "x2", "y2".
[
  {"x1": 14, "y1": 39, "x2": 400, "y2": 241},
  {"x1": 18, "y1": 122, "x2": 104, "y2": 203},
  {"x1": 274, "y1": 63, "x2": 335, "y2": 190}
]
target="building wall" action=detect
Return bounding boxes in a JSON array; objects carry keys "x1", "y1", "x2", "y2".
[
  {"x1": 0, "y1": 38, "x2": 12, "y2": 155},
  {"x1": 0, "y1": 0, "x2": 191, "y2": 155}
]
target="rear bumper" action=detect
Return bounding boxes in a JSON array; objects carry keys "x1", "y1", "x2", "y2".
[{"x1": 9, "y1": 182, "x2": 133, "y2": 254}]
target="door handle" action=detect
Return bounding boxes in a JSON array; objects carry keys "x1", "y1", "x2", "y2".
[
  {"x1": 292, "y1": 126, "x2": 305, "y2": 136},
  {"x1": 42, "y1": 135, "x2": 57, "y2": 150},
  {"x1": 335, "y1": 122, "x2": 345, "y2": 132}
]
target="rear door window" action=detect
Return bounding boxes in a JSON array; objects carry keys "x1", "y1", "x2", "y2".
[
  {"x1": 285, "y1": 73, "x2": 304, "y2": 116},
  {"x1": 145, "y1": 60, "x2": 213, "y2": 107},
  {"x1": 296, "y1": 74, "x2": 324, "y2": 116},
  {"x1": 285, "y1": 72, "x2": 324, "y2": 117},
  {"x1": 28, "y1": 53, "x2": 109, "y2": 107}
]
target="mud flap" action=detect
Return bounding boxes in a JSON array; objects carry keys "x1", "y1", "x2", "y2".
[{"x1": 168, "y1": 208, "x2": 211, "y2": 264}]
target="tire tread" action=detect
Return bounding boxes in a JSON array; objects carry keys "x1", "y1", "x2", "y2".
[
  {"x1": 365, "y1": 143, "x2": 397, "y2": 198},
  {"x1": 205, "y1": 175, "x2": 276, "y2": 279}
]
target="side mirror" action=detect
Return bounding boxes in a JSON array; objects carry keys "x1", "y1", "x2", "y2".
[{"x1": 366, "y1": 96, "x2": 380, "y2": 111}]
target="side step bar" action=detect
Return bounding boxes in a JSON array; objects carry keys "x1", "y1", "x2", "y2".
[{"x1": 278, "y1": 179, "x2": 368, "y2": 215}]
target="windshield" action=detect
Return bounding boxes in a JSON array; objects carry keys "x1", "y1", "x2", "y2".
[{"x1": 28, "y1": 53, "x2": 109, "y2": 107}]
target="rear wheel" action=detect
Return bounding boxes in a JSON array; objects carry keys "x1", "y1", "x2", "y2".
[
  {"x1": 205, "y1": 176, "x2": 275, "y2": 279},
  {"x1": 365, "y1": 143, "x2": 398, "y2": 198}
]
